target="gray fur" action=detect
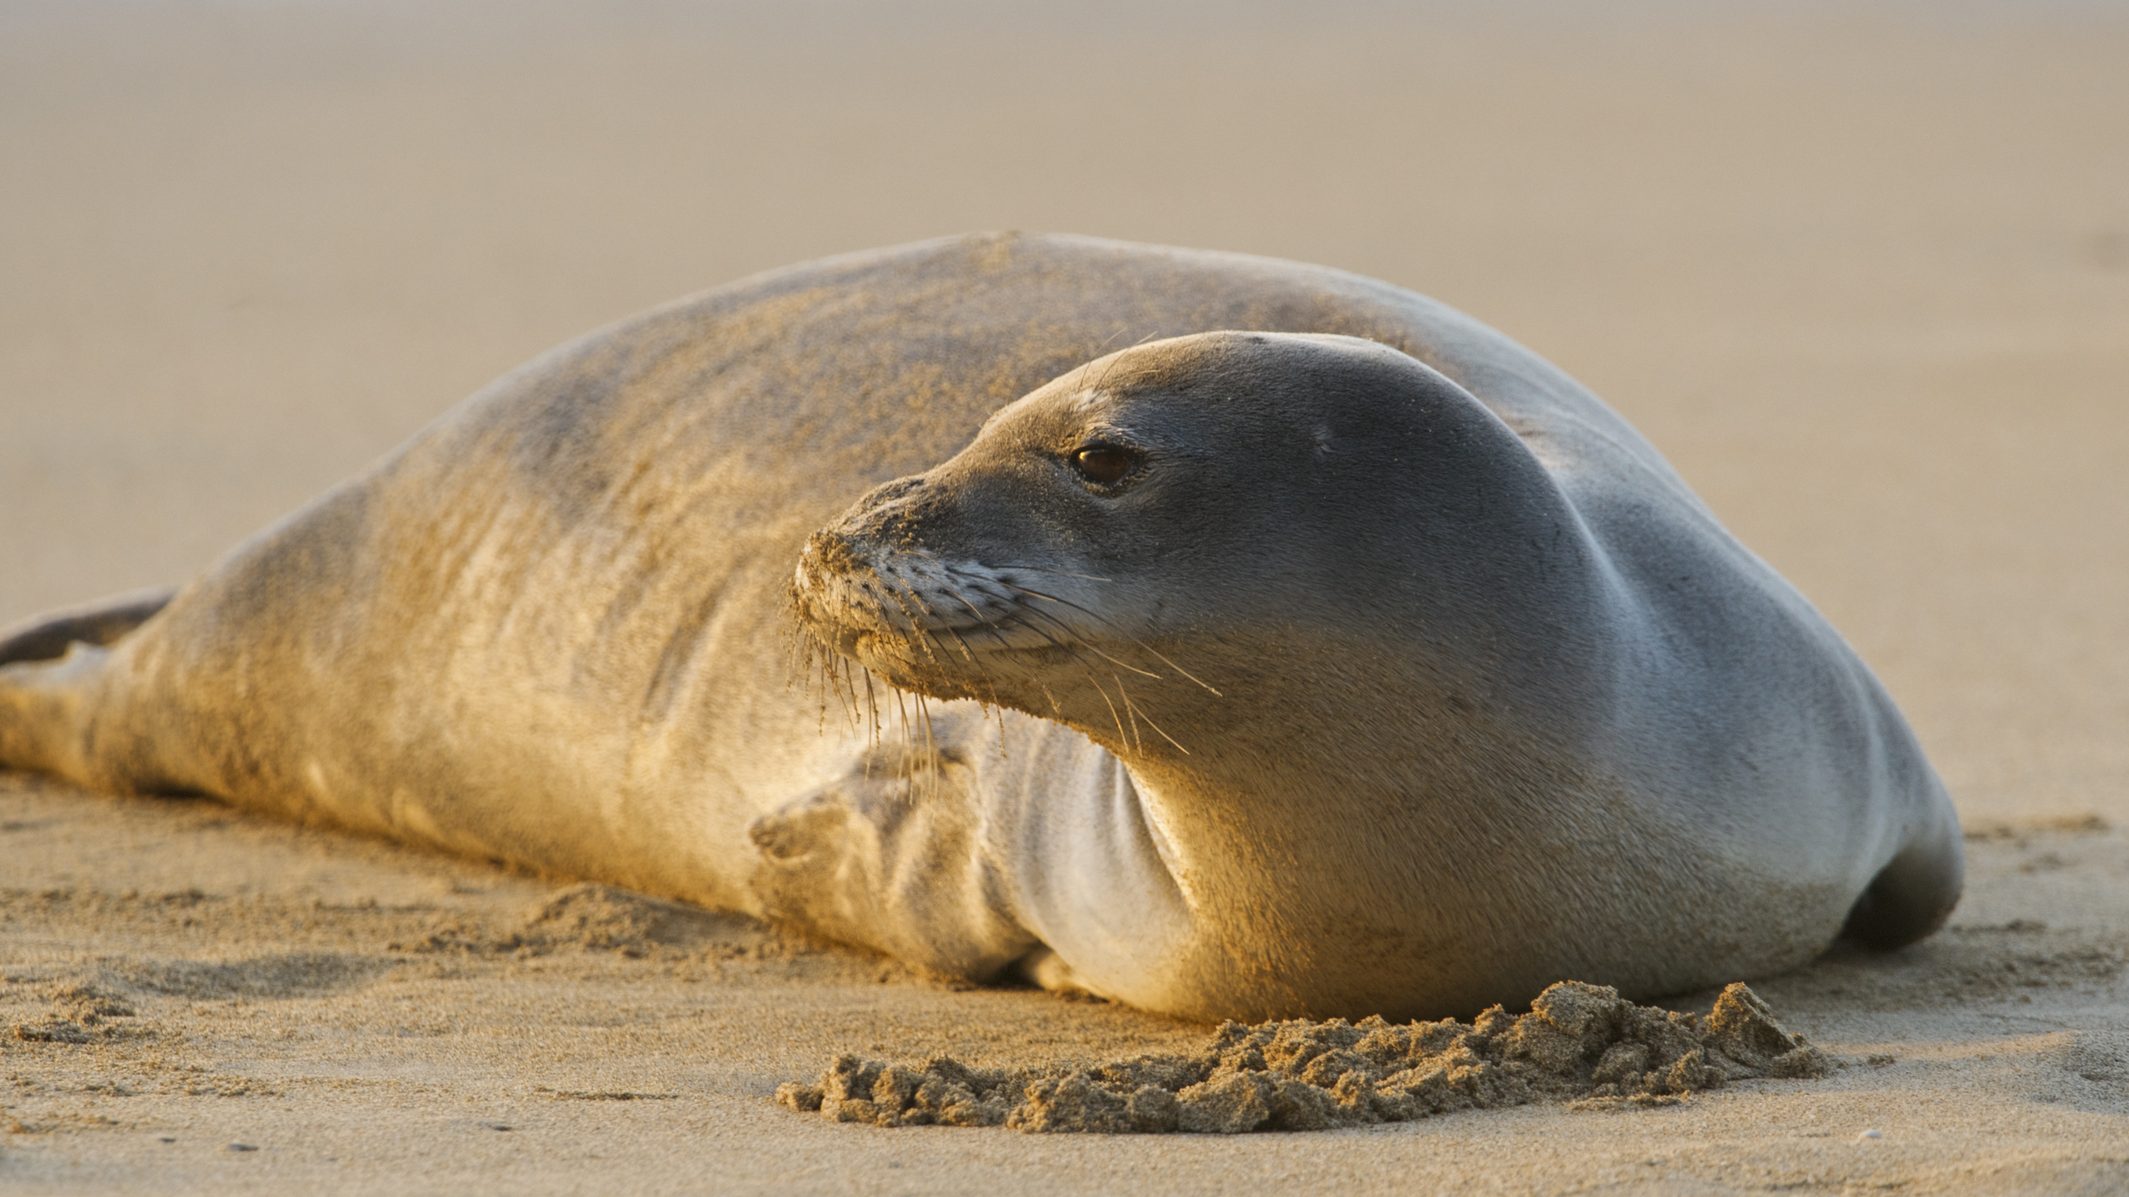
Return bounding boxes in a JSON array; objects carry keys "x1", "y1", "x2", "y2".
[{"x1": 0, "y1": 234, "x2": 1960, "y2": 1019}]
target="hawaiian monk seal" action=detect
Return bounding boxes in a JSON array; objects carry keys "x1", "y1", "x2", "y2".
[{"x1": 0, "y1": 233, "x2": 1961, "y2": 1020}]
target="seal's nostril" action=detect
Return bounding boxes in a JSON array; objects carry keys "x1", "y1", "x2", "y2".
[{"x1": 802, "y1": 529, "x2": 869, "y2": 574}]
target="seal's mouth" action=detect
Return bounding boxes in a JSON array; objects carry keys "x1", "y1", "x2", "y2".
[
  {"x1": 789, "y1": 531, "x2": 1071, "y2": 699},
  {"x1": 789, "y1": 527, "x2": 1221, "y2": 746}
]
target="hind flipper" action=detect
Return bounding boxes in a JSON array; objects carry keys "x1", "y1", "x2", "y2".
[
  {"x1": 0, "y1": 644, "x2": 113, "y2": 783},
  {"x1": 1841, "y1": 815, "x2": 1965, "y2": 950},
  {"x1": 0, "y1": 587, "x2": 176, "y2": 665}
]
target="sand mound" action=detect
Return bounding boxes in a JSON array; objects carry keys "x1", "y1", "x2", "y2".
[
  {"x1": 775, "y1": 981, "x2": 1827, "y2": 1133},
  {"x1": 7, "y1": 981, "x2": 139, "y2": 1045}
]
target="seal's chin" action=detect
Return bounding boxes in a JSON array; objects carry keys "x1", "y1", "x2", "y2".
[
  {"x1": 846, "y1": 630, "x2": 945, "y2": 695},
  {"x1": 841, "y1": 624, "x2": 1063, "y2": 706}
]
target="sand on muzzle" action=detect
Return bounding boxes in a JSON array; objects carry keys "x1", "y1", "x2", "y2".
[{"x1": 776, "y1": 981, "x2": 1828, "y2": 1134}]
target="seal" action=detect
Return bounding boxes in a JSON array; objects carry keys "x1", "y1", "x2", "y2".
[{"x1": 0, "y1": 233, "x2": 1961, "y2": 1020}]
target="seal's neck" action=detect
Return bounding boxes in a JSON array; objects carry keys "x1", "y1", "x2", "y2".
[
  {"x1": 1085, "y1": 528, "x2": 1627, "y2": 1017},
  {"x1": 1107, "y1": 699, "x2": 1610, "y2": 1019}
]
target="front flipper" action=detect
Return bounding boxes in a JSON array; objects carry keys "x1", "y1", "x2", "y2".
[{"x1": 747, "y1": 741, "x2": 1037, "y2": 980}]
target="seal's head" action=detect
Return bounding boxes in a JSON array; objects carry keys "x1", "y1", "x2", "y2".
[{"x1": 791, "y1": 331, "x2": 1570, "y2": 758}]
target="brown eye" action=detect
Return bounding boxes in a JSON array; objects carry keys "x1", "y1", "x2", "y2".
[{"x1": 1070, "y1": 443, "x2": 1138, "y2": 487}]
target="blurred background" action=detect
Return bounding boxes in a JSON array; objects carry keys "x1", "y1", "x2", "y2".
[{"x1": 1, "y1": 0, "x2": 2123, "y2": 822}]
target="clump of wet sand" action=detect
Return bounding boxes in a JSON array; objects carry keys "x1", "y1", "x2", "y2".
[
  {"x1": 7, "y1": 981, "x2": 138, "y2": 1045},
  {"x1": 776, "y1": 981, "x2": 1826, "y2": 1133}
]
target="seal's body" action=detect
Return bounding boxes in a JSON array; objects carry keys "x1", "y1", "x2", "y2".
[{"x1": 0, "y1": 234, "x2": 1959, "y2": 1020}]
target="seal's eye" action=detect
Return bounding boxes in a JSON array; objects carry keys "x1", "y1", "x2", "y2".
[{"x1": 1070, "y1": 443, "x2": 1138, "y2": 487}]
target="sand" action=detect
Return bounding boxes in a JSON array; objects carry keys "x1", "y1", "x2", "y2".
[
  {"x1": 3, "y1": 1, "x2": 2127, "y2": 1192},
  {"x1": 775, "y1": 982, "x2": 1829, "y2": 1132}
]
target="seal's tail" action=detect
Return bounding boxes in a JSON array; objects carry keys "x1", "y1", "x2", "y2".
[
  {"x1": 0, "y1": 588, "x2": 175, "y2": 667},
  {"x1": 0, "y1": 588, "x2": 173, "y2": 778}
]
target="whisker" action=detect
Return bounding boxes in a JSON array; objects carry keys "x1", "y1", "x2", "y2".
[
  {"x1": 933, "y1": 584, "x2": 1003, "y2": 659},
  {"x1": 1112, "y1": 671, "x2": 1143, "y2": 753},
  {"x1": 985, "y1": 562, "x2": 1116, "y2": 584},
  {"x1": 882, "y1": 587, "x2": 948, "y2": 669},
  {"x1": 1085, "y1": 669, "x2": 1131, "y2": 749},
  {"x1": 884, "y1": 581, "x2": 1000, "y2": 725},
  {"x1": 840, "y1": 657, "x2": 871, "y2": 742},
  {"x1": 911, "y1": 692, "x2": 944, "y2": 800},
  {"x1": 891, "y1": 686, "x2": 912, "y2": 772},
  {"x1": 994, "y1": 610, "x2": 1079, "y2": 658},
  {"x1": 903, "y1": 581, "x2": 985, "y2": 668},
  {"x1": 815, "y1": 653, "x2": 839, "y2": 733},
  {"x1": 929, "y1": 621, "x2": 980, "y2": 664},
  {"x1": 861, "y1": 668, "x2": 881, "y2": 741},
  {"x1": 1006, "y1": 600, "x2": 1163, "y2": 680},
  {"x1": 987, "y1": 612, "x2": 1131, "y2": 746},
  {"x1": 1118, "y1": 677, "x2": 1190, "y2": 755},
  {"x1": 932, "y1": 580, "x2": 1014, "y2": 706},
  {"x1": 999, "y1": 582, "x2": 1223, "y2": 696}
]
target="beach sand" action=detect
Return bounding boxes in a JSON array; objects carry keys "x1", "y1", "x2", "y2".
[{"x1": 3, "y1": 2, "x2": 2125, "y2": 1191}]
